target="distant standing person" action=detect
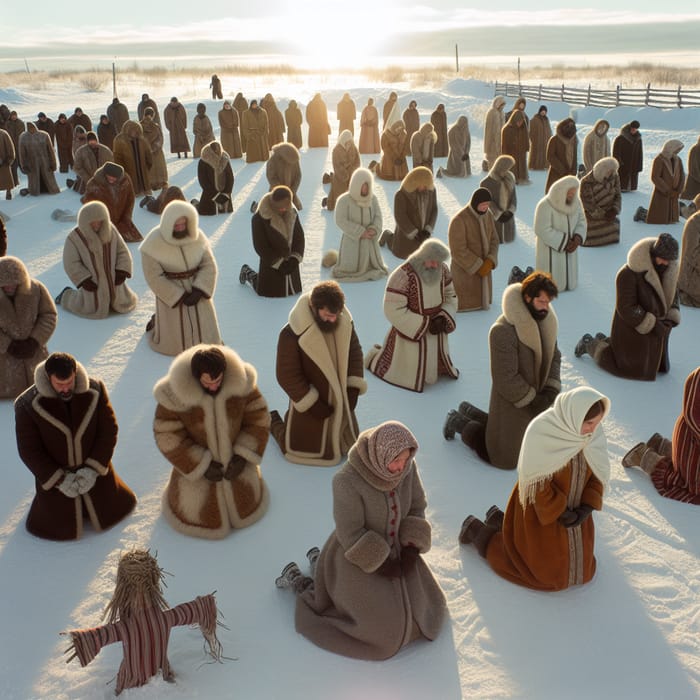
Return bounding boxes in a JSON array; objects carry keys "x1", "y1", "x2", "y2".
[
  {"x1": 358, "y1": 98, "x2": 380, "y2": 154},
  {"x1": 402, "y1": 100, "x2": 420, "y2": 155},
  {"x1": 113, "y1": 120, "x2": 152, "y2": 196},
  {"x1": 430, "y1": 104, "x2": 448, "y2": 158},
  {"x1": 137, "y1": 93, "x2": 160, "y2": 125},
  {"x1": 106, "y1": 98, "x2": 129, "y2": 135},
  {"x1": 241, "y1": 100, "x2": 269, "y2": 163},
  {"x1": 54, "y1": 113, "x2": 73, "y2": 172},
  {"x1": 545, "y1": 117, "x2": 578, "y2": 193},
  {"x1": 501, "y1": 110, "x2": 530, "y2": 184},
  {"x1": 284, "y1": 100, "x2": 303, "y2": 149},
  {"x1": 5, "y1": 112, "x2": 24, "y2": 189},
  {"x1": 582, "y1": 119, "x2": 611, "y2": 174},
  {"x1": 18, "y1": 123, "x2": 60, "y2": 196},
  {"x1": 163, "y1": 97, "x2": 190, "y2": 158},
  {"x1": 0, "y1": 128, "x2": 16, "y2": 200},
  {"x1": 218, "y1": 100, "x2": 242, "y2": 159},
  {"x1": 613, "y1": 120, "x2": 643, "y2": 192},
  {"x1": 646, "y1": 139, "x2": 684, "y2": 225},
  {"x1": 681, "y1": 134, "x2": 700, "y2": 200},
  {"x1": 262, "y1": 94, "x2": 286, "y2": 147},
  {"x1": 528, "y1": 105, "x2": 551, "y2": 171},
  {"x1": 233, "y1": 92, "x2": 249, "y2": 151},
  {"x1": 483, "y1": 96, "x2": 506, "y2": 171},
  {"x1": 337, "y1": 93, "x2": 356, "y2": 135},
  {"x1": 140, "y1": 108, "x2": 168, "y2": 191},
  {"x1": 192, "y1": 103, "x2": 215, "y2": 158},
  {"x1": 306, "y1": 93, "x2": 330, "y2": 147},
  {"x1": 382, "y1": 91, "x2": 400, "y2": 130},
  {"x1": 210, "y1": 74, "x2": 223, "y2": 100}
]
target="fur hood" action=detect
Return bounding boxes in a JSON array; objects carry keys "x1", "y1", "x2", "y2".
[
  {"x1": 119, "y1": 120, "x2": 143, "y2": 139},
  {"x1": 33, "y1": 359, "x2": 90, "y2": 398},
  {"x1": 491, "y1": 96, "x2": 506, "y2": 110},
  {"x1": 512, "y1": 97, "x2": 526, "y2": 111},
  {"x1": 77, "y1": 200, "x2": 113, "y2": 245},
  {"x1": 660, "y1": 139, "x2": 684, "y2": 159},
  {"x1": 544, "y1": 175, "x2": 582, "y2": 214},
  {"x1": 555, "y1": 118, "x2": 576, "y2": 140},
  {"x1": 417, "y1": 122, "x2": 437, "y2": 142},
  {"x1": 140, "y1": 200, "x2": 205, "y2": 252},
  {"x1": 506, "y1": 110, "x2": 526, "y2": 128},
  {"x1": 455, "y1": 115, "x2": 469, "y2": 131},
  {"x1": 0, "y1": 255, "x2": 30, "y2": 292},
  {"x1": 408, "y1": 238, "x2": 450, "y2": 270},
  {"x1": 153, "y1": 344, "x2": 257, "y2": 410},
  {"x1": 489, "y1": 154, "x2": 516, "y2": 180},
  {"x1": 338, "y1": 129, "x2": 354, "y2": 148},
  {"x1": 26, "y1": 122, "x2": 38, "y2": 135},
  {"x1": 91, "y1": 162, "x2": 125, "y2": 185},
  {"x1": 201, "y1": 141, "x2": 230, "y2": 171},
  {"x1": 348, "y1": 167, "x2": 374, "y2": 203},
  {"x1": 593, "y1": 119, "x2": 609, "y2": 136},
  {"x1": 592, "y1": 156, "x2": 619, "y2": 182},
  {"x1": 626, "y1": 237, "x2": 680, "y2": 313},
  {"x1": 270, "y1": 141, "x2": 300, "y2": 164},
  {"x1": 388, "y1": 120, "x2": 406, "y2": 135},
  {"x1": 400, "y1": 165, "x2": 434, "y2": 193}
]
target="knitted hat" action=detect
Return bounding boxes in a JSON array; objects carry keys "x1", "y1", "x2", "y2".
[
  {"x1": 103, "y1": 162, "x2": 124, "y2": 179},
  {"x1": 650, "y1": 233, "x2": 679, "y2": 261},
  {"x1": 470, "y1": 187, "x2": 492, "y2": 209},
  {"x1": 630, "y1": 120, "x2": 640, "y2": 129}
]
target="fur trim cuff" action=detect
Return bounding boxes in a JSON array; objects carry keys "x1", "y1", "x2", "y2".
[
  {"x1": 344, "y1": 530, "x2": 391, "y2": 573},
  {"x1": 42, "y1": 469, "x2": 65, "y2": 491},
  {"x1": 84, "y1": 458, "x2": 108, "y2": 476},
  {"x1": 399, "y1": 516, "x2": 431, "y2": 551},
  {"x1": 514, "y1": 386, "x2": 537, "y2": 409},
  {"x1": 347, "y1": 376, "x2": 368, "y2": 394},
  {"x1": 293, "y1": 386, "x2": 319, "y2": 413},
  {"x1": 636, "y1": 312, "x2": 656, "y2": 335}
]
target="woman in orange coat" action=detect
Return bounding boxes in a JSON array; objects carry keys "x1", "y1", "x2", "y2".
[{"x1": 460, "y1": 386, "x2": 610, "y2": 591}]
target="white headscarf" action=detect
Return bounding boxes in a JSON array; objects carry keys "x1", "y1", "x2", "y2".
[{"x1": 517, "y1": 386, "x2": 611, "y2": 507}]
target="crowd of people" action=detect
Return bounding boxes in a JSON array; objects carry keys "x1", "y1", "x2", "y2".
[{"x1": 1, "y1": 81, "x2": 699, "y2": 689}]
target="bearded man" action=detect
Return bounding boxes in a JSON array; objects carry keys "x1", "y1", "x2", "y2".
[
  {"x1": 366, "y1": 238, "x2": 459, "y2": 393},
  {"x1": 271, "y1": 281, "x2": 366, "y2": 466},
  {"x1": 154, "y1": 344, "x2": 270, "y2": 538}
]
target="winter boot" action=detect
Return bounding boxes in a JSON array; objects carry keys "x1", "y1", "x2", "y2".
[
  {"x1": 378, "y1": 229, "x2": 392, "y2": 247},
  {"x1": 639, "y1": 448, "x2": 663, "y2": 476},
  {"x1": 19, "y1": 188, "x2": 29, "y2": 197},
  {"x1": 65, "y1": 178, "x2": 75, "y2": 189},
  {"x1": 443, "y1": 409, "x2": 467, "y2": 440},
  {"x1": 321, "y1": 196, "x2": 328, "y2": 209},
  {"x1": 485, "y1": 505, "x2": 505, "y2": 531},
  {"x1": 275, "y1": 562, "x2": 313, "y2": 593},
  {"x1": 54, "y1": 286, "x2": 70, "y2": 305},
  {"x1": 458, "y1": 401, "x2": 488, "y2": 424},
  {"x1": 145, "y1": 314, "x2": 155, "y2": 332},
  {"x1": 306, "y1": 546, "x2": 320, "y2": 577},
  {"x1": 460, "y1": 419, "x2": 485, "y2": 449},
  {"x1": 239, "y1": 263, "x2": 256, "y2": 286},
  {"x1": 322, "y1": 172, "x2": 332, "y2": 185},
  {"x1": 140, "y1": 195, "x2": 154, "y2": 208},
  {"x1": 5, "y1": 189, "x2": 11, "y2": 200},
  {"x1": 249, "y1": 200, "x2": 258, "y2": 214},
  {"x1": 622, "y1": 442, "x2": 646, "y2": 468},
  {"x1": 368, "y1": 160, "x2": 378, "y2": 171},
  {"x1": 633, "y1": 206, "x2": 647, "y2": 223},
  {"x1": 574, "y1": 333, "x2": 594, "y2": 358},
  {"x1": 458, "y1": 516, "x2": 497, "y2": 556},
  {"x1": 646, "y1": 432, "x2": 672, "y2": 459},
  {"x1": 595, "y1": 332, "x2": 608, "y2": 342},
  {"x1": 507, "y1": 265, "x2": 527, "y2": 285}
]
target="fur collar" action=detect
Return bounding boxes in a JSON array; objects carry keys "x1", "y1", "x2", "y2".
[
  {"x1": 626, "y1": 237, "x2": 680, "y2": 313},
  {"x1": 257, "y1": 192, "x2": 298, "y2": 233},
  {"x1": 33, "y1": 359, "x2": 90, "y2": 398},
  {"x1": 660, "y1": 139, "x2": 684, "y2": 160},
  {"x1": 489, "y1": 155, "x2": 516, "y2": 179},
  {"x1": 544, "y1": 175, "x2": 582, "y2": 214},
  {"x1": 201, "y1": 142, "x2": 230, "y2": 171}
]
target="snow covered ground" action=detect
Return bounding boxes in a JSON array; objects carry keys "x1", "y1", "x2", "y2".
[{"x1": 0, "y1": 76, "x2": 699, "y2": 700}]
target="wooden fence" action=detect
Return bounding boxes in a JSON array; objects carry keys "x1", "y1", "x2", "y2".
[{"x1": 494, "y1": 81, "x2": 700, "y2": 109}]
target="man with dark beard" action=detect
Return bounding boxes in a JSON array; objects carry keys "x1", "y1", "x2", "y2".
[
  {"x1": 14, "y1": 351, "x2": 136, "y2": 540},
  {"x1": 575, "y1": 234, "x2": 680, "y2": 381},
  {"x1": 270, "y1": 281, "x2": 366, "y2": 466},
  {"x1": 443, "y1": 272, "x2": 561, "y2": 470}
]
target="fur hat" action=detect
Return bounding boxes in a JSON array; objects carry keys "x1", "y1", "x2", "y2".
[
  {"x1": 650, "y1": 233, "x2": 679, "y2": 261},
  {"x1": 0, "y1": 255, "x2": 29, "y2": 288},
  {"x1": 321, "y1": 250, "x2": 338, "y2": 268},
  {"x1": 103, "y1": 161, "x2": 124, "y2": 179},
  {"x1": 412, "y1": 238, "x2": 450, "y2": 265},
  {"x1": 630, "y1": 120, "x2": 640, "y2": 129}
]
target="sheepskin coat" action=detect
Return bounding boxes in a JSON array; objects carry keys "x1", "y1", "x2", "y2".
[
  {"x1": 113, "y1": 120, "x2": 153, "y2": 196},
  {"x1": 366, "y1": 244, "x2": 459, "y2": 393},
  {"x1": 140, "y1": 115, "x2": 168, "y2": 190},
  {"x1": 14, "y1": 361, "x2": 136, "y2": 541},
  {"x1": 68, "y1": 111, "x2": 92, "y2": 133},
  {"x1": 196, "y1": 143, "x2": 234, "y2": 215},
  {"x1": 107, "y1": 100, "x2": 129, "y2": 134},
  {"x1": 60, "y1": 201, "x2": 137, "y2": 319},
  {"x1": 192, "y1": 111, "x2": 215, "y2": 159},
  {"x1": 441, "y1": 116, "x2": 471, "y2": 177},
  {"x1": 545, "y1": 119, "x2": 578, "y2": 193},
  {"x1": 481, "y1": 156, "x2": 517, "y2": 243},
  {"x1": 376, "y1": 122, "x2": 409, "y2": 181},
  {"x1": 592, "y1": 237, "x2": 680, "y2": 381},
  {"x1": 485, "y1": 284, "x2": 561, "y2": 470},
  {"x1": 72, "y1": 126, "x2": 88, "y2": 159},
  {"x1": 678, "y1": 210, "x2": 700, "y2": 306},
  {"x1": 448, "y1": 203, "x2": 499, "y2": 311},
  {"x1": 295, "y1": 451, "x2": 446, "y2": 659},
  {"x1": 483, "y1": 97, "x2": 505, "y2": 167},
  {"x1": 18, "y1": 124, "x2": 60, "y2": 195},
  {"x1": 73, "y1": 142, "x2": 113, "y2": 195},
  {"x1": 140, "y1": 201, "x2": 222, "y2": 356},
  {"x1": 137, "y1": 95, "x2": 160, "y2": 125},
  {"x1": 410, "y1": 123, "x2": 437, "y2": 171},
  {"x1": 383, "y1": 93, "x2": 400, "y2": 131},
  {"x1": 580, "y1": 157, "x2": 621, "y2": 247},
  {"x1": 163, "y1": 100, "x2": 190, "y2": 154},
  {"x1": 332, "y1": 168, "x2": 387, "y2": 282},
  {"x1": 276, "y1": 295, "x2": 366, "y2": 466},
  {"x1": 233, "y1": 93, "x2": 249, "y2": 149},
  {"x1": 306, "y1": 94, "x2": 330, "y2": 147},
  {"x1": 55, "y1": 118, "x2": 74, "y2": 170},
  {"x1": 327, "y1": 131, "x2": 361, "y2": 211},
  {"x1": 251, "y1": 192, "x2": 305, "y2": 297},
  {"x1": 241, "y1": 105, "x2": 270, "y2": 163},
  {"x1": 154, "y1": 345, "x2": 270, "y2": 539},
  {"x1": 613, "y1": 123, "x2": 643, "y2": 191},
  {"x1": 337, "y1": 94, "x2": 356, "y2": 135},
  {"x1": 528, "y1": 111, "x2": 552, "y2": 170},
  {"x1": 501, "y1": 110, "x2": 530, "y2": 184},
  {"x1": 359, "y1": 101, "x2": 380, "y2": 154},
  {"x1": 430, "y1": 105, "x2": 448, "y2": 157},
  {"x1": 261, "y1": 94, "x2": 286, "y2": 147},
  {"x1": 284, "y1": 101, "x2": 303, "y2": 149},
  {"x1": 82, "y1": 164, "x2": 143, "y2": 243},
  {"x1": 402, "y1": 105, "x2": 420, "y2": 155},
  {"x1": 681, "y1": 137, "x2": 700, "y2": 200},
  {"x1": 0, "y1": 259, "x2": 56, "y2": 399},
  {"x1": 387, "y1": 167, "x2": 438, "y2": 259},
  {"x1": 534, "y1": 175, "x2": 587, "y2": 291},
  {"x1": 0, "y1": 129, "x2": 16, "y2": 190},
  {"x1": 266, "y1": 142, "x2": 303, "y2": 210},
  {"x1": 218, "y1": 102, "x2": 243, "y2": 159},
  {"x1": 647, "y1": 140, "x2": 685, "y2": 225},
  {"x1": 582, "y1": 119, "x2": 610, "y2": 173}
]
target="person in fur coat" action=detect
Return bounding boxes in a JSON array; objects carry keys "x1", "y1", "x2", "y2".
[
  {"x1": 0, "y1": 128, "x2": 16, "y2": 200},
  {"x1": 106, "y1": 98, "x2": 129, "y2": 135},
  {"x1": 575, "y1": 233, "x2": 680, "y2": 380},
  {"x1": 96, "y1": 114, "x2": 115, "y2": 150},
  {"x1": 678, "y1": 208, "x2": 700, "y2": 306},
  {"x1": 14, "y1": 352, "x2": 136, "y2": 541},
  {"x1": 337, "y1": 93, "x2": 356, "y2": 135},
  {"x1": 402, "y1": 100, "x2": 420, "y2": 155},
  {"x1": 55, "y1": 113, "x2": 74, "y2": 172},
  {"x1": 195, "y1": 141, "x2": 234, "y2": 215},
  {"x1": 306, "y1": 93, "x2": 330, "y2": 147},
  {"x1": 56, "y1": 201, "x2": 137, "y2": 319},
  {"x1": 72, "y1": 125, "x2": 88, "y2": 161},
  {"x1": 410, "y1": 122, "x2": 437, "y2": 172},
  {"x1": 448, "y1": 187, "x2": 499, "y2": 312},
  {"x1": 0, "y1": 256, "x2": 56, "y2": 399},
  {"x1": 613, "y1": 120, "x2": 643, "y2": 191},
  {"x1": 480, "y1": 154, "x2": 517, "y2": 243},
  {"x1": 500, "y1": 109, "x2": 530, "y2": 184},
  {"x1": 284, "y1": 99, "x2": 303, "y2": 149},
  {"x1": 218, "y1": 100, "x2": 242, "y2": 159},
  {"x1": 430, "y1": 103, "x2": 448, "y2": 158},
  {"x1": 270, "y1": 281, "x2": 366, "y2": 466},
  {"x1": 528, "y1": 105, "x2": 551, "y2": 171},
  {"x1": 382, "y1": 92, "x2": 400, "y2": 131},
  {"x1": 681, "y1": 135, "x2": 700, "y2": 200},
  {"x1": 192, "y1": 103, "x2": 215, "y2": 158},
  {"x1": 112, "y1": 120, "x2": 152, "y2": 196},
  {"x1": 379, "y1": 166, "x2": 437, "y2": 259},
  {"x1": 534, "y1": 175, "x2": 587, "y2": 291},
  {"x1": 137, "y1": 93, "x2": 160, "y2": 125},
  {"x1": 262, "y1": 94, "x2": 286, "y2": 147},
  {"x1": 582, "y1": 119, "x2": 611, "y2": 174},
  {"x1": 443, "y1": 272, "x2": 560, "y2": 470},
  {"x1": 330, "y1": 167, "x2": 387, "y2": 282},
  {"x1": 372, "y1": 120, "x2": 408, "y2": 181},
  {"x1": 646, "y1": 139, "x2": 685, "y2": 225},
  {"x1": 436, "y1": 116, "x2": 471, "y2": 179},
  {"x1": 358, "y1": 98, "x2": 380, "y2": 154},
  {"x1": 460, "y1": 387, "x2": 610, "y2": 591},
  {"x1": 239, "y1": 185, "x2": 305, "y2": 297},
  {"x1": 154, "y1": 344, "x2": 270, "y2": 538},
  {"x1": 163, "y1": 97, "x2": 190, "y2": 158},
  {"x1": 140, "y1": 200, "x2": 223, "y2": 356},
  {"x1": 579, "y1": 156, "x2": 621, "y2": 247},
  {"x1": 5, "y1": 112, "x2": 24, "y2": 188},
  {"x1": 325, "y1": 130, "x2": 361, "y2": 211},
  {"x1": 140, "y1": 108, "x2": 168, "y2": 190},
  {"x1": 241, "y1": 100, "x2": 270, "y2": 163},
  {"x1": 266, "y1": 142, "x2": 303, "y2": 210},
  {"x1": 483, "y1": 96, "x2": 506, "y2": 170},
  {"x1": 18, "y1": 123, "x2": 60, "y2": 196},
  {"x1": 365, "y1": 239, "x2": 459, "y2": 393},
  {"x1": 276, "y1": 421, "x2": 446, "y2": 660},
  {"x1": 82, "y1": 161, "x2": 143, "y2": 242},
  {"x1": 545, "y1": 117, "x2": 578, "y2": 193},
  {"x1": 72, "y1": 132, "x2": 113, "y2": 195},
  {"x1": 233, "y1": 92, "x2": 249, "y2": 151}
]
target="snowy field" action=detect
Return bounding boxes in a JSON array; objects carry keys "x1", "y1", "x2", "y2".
[{"x1": 0, "y1": 76, "x2": 699, "y2": 700}]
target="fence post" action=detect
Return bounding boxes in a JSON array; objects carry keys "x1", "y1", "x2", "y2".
[
  {"x1": 677, "y1": 85, "x2": 682, "y2": 108},
  {"x1": 645, "y1": 83, "x2": 651, "y2": 106},
  {"x1": 561, "y1": 84, "x2": 565, "y2": 101},
  {"x1": 538, "y1": 84, "x2": 542, "y2": 100},
  {"x1": 587, "y1": 84, "x2": 592, "y2": 106},
  {"x1": 616, "y1": 85, "x2": 620, "y2": 106}
]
